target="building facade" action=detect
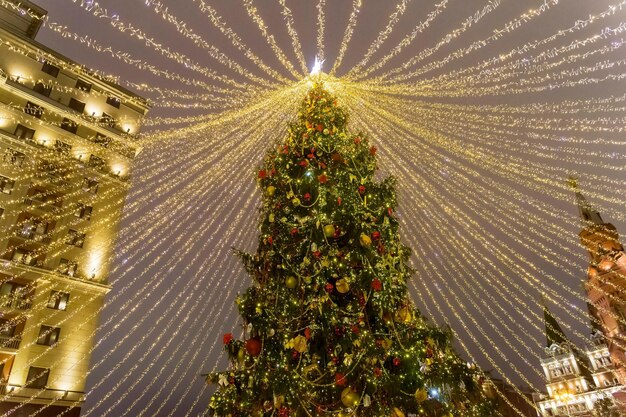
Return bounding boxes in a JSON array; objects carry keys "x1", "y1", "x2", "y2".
[
  {"x1": 535, "y1": 183, "x2": 626, "y2": 416},
  {"x1": 0, "y1": 1, "x2": 148, "y2": 415},
  {"x1": 572, "y1": 180, "x2": 626, "y2": 386},
  {"x1": 535, "y1": 321, "x2": 622, "y2": 416}
]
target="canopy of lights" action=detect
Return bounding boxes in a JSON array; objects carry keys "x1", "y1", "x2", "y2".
[{"x1": 2, "y1": 0, "x2": 626, "y2": 415}]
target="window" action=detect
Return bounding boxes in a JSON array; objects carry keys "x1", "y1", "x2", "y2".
[
  {"x1": 106, "y1": 96, "x2": 121, "y2": 109},
  {"x1": 0, "y1": 281, "x2": 26, "y2": 303},
  {"x1": 24, "y1": 101, "x2": 44, "y2": 119},
  {"x1": 82, "y1": 177, "x2": 99, "y2": 194},
  {"x1": 14, "y1": 124, "x2": 35, "y2": 140},
  {"x1": 101, "y1": 112, "x2": 115, "y2": 128},
  {"x1": 41, "y1": 61, "x2": 60, "y2": 77},
  {"x1": 60, "y1": 118, "x2": 78, "y2": 134},
  {"x1": 0, "y1": 318, "x2": 16, "y2": 337},
  {"x1": 47, "y1": 291, "x2": 69, "y2": 311},
  {"x1": 25, "y1": 366, "x2": 49, "y2": 389},
  {"x1": 88, "y1": 155, "x2": 105, "y2": 170},
  {"x1": 68, "y1": 98, "x2": 86, "y2": 114},
  {"x1": 36, "y1": 325, "x2": 60, "y2": 346},
  {"x1": 3, "y1": 149, "x2": 25, "y2": 167},
  {"x1": 58, "y1": 258, "x2": 77, "y2": 277},
  {"x1": 55, "y1": 140, "x2": 71, "y2": 155},
  {"x1": 11, "y1": 248, "x2": 37, "y2": 266},
  {"x1": 0, "y1": 176, "x2": 14, "y2": 194},
  {"x1": 65, "y1": 229, "x2": 85, "y2": 248},
  {"x1": 33, "y1": 82, "x2": 52, "y2": 97},
  {"x1": 94, "y1": 133, "x2": 111, "y2": 148},
  {"x1": 74, "y1": 203, "x2": 92, "y2": 220},
  {"x1": 75, "y1": 79, "x2": 92, "y2": 92},
  {"x1": 19, "y1": 218, "x2": 46, "y2": 240}
]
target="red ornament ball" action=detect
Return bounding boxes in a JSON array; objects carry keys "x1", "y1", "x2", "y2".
[
  {"x1": 335, "y1": 372, "x2": 347, "y2": 386},
  {"x1": 223, "y1": 333, "x2": 233, "y2": 345},
  {"x1": 245, "y1": 338, "x2": 262, "y2": 357}
]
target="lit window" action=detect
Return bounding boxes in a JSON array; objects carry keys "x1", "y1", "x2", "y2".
[
  {"x1": 106, "y1": 96, "x2": 121, "y2": 109},
  {"x1": 36, "y1": 325, "x2": 60, "y2": 346},
  {"x1": 41, "y1": 61, "x2": 60, "y2": 77},
  {"x1": 0, "y1": 176, "x2": 14, "y2": 194},
  {"x1": 75, "y1": 79, "x2": 92, "y2": 92},
  {"x1": 65, "y1": 229, "x2": 85, "y2": 248},
  {"x1": 0, "y1": 318, "x2": 16, "y2": 337},
  {"x1": 81, "y1": 178, "x2": 99, "y2": 194},
  {"x1": 47, "y1": 291, "x2": 69, "y2": 311},
  {"x1": 58, "y1": 258, "x2": 77, "y2": 277},
  {"x1": 14, "y1": 124, "x2": 35, "y2": 140},
  {"x1": 3, "y1": 149, "x2": 25, "y2": 167},
  {"x1": 11, "y1": 248, "x2": 37, "y2": 266},
  {"x1": 25, "y1": 366, "x2": 49, "y2": 388},
  {"x1": 74, "y1": 203, "x2": 93, "y2": 220}
]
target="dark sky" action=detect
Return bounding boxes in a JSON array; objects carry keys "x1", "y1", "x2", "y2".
[{"x1": 27, "y1": 1, "x2": 626, "y2": 416}]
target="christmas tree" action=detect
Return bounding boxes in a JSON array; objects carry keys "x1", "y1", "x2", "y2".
[{"x1": 208, "y1": 79, "x2": 492, "y2": 417}]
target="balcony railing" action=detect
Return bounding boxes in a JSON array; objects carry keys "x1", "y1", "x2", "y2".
[
  {"x1": 0, "y1": 335, "x2": 21, "y2": 350},
  {"x1": 15, "y1": 229, "x2": 52, "y2": 244},
  {"x1": 0, "y1": 295, "x2": 32, "y2": 310},
  {"x1": 0, "y1": 384, "x2": 85, "y2": 403}
]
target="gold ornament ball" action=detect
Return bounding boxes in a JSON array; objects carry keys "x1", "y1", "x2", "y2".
[
  {"x1": 292, "y1": 197, "x2": 301, "y2": 207},
  {"x1": 414, "y1": 388, "x2": 428, "y2": 403},
  {"x1": 285, "y1": 276, "x2": 298, "y2": 289},
  {"x1": 335, "y1": 278, "x2": 350, "y2": 294},
  {"x1": 266, "y1": 185, "x2": 276, "y2": 197},
  {"x1": 323, "y1": 224, "x2": 335, "y2": 238},
  {"x1": 359, "y1": 233, "x2": 372, "y2": 247},
  {"x1": 341, "y1": 387, "x2": 359, "y2": 407},
  {"x1": 396, "y1": 306, "x2": 412, "y2": 322},
  {"x1": 391, "y1": 407, "x2": 405, "y2": 417}
]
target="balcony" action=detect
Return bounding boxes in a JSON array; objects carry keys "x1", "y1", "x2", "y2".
[
  {"x1": 0, "y1": 334, "x2": 21, "y2": 350},
  {"x1": 0, "y1": 384, "x2": 85, "y2": 403},
  {"x1": 14, "y1": 228, "x2": 52, "y2": 245},
  {"x1": 0, "y1": 295, "x2": 31, "y2": 310},
  {"x1": 5, "y1": 75, "x2": 134, "y2": 139}
]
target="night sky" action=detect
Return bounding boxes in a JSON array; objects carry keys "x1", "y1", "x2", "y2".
[{"x1": 25, "y1": 1, "x2": 626, "y2": 415}]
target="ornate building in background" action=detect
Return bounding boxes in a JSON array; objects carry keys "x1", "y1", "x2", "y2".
[
  {"x1": 573, "y1": 180, "x2": 626, "y2": 385},
  {"x1": 535, "y1": 183, "x2": 626, "y2": 416},
  {"x1": 0, "y1": 1, "x2": 148, "y2": 415}
]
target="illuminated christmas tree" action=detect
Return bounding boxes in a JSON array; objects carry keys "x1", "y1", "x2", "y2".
[{"x1": 208, "y1": 79, "x2": 492, "y2": 417}]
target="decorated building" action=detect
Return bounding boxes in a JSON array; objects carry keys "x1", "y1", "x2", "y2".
[
  {"x1": 535, "y1": 183, "x2": 626, "y2": 416},
  {"x1": 0, "y1": 1, "x2": 148, "y2": 415},
  {"x1": 572, "y1": 180, "x2": 626, "y2": 386}
]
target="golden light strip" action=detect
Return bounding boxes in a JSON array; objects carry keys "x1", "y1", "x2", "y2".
[
  {"x1": 243, "y1": 0, "x2": 303, "y2": 79},
  {"x1": 315, "y1": 0, "x2": 326, "y2": 62},
  {"x1": 278, "y1": 0, "x2": 309, "y2": 74},
  {"x1": 346, "y1": 0, "x2": 414, "y2": 77},
  {"x1": 329, "y1": 0, "x2": 362, "y2": 76}
]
